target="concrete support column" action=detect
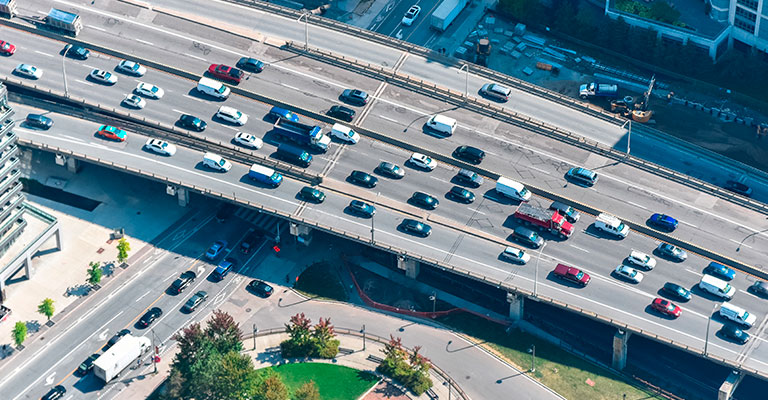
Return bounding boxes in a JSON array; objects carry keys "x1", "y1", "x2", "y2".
[
  {"x1": 289, "y1": 223, "x2": 313, "y2": 246},
  {"x1": 65, "y1": 157, "x2": 80, "y2": 173},
  {"x1": 612, "y1": 329, "x2": 631, "y2": 371},
  {"x1": 397, "y1": 256, "x2": 419, "y2": 279},
  {"x1": 54, "y1": 228, "x2": 62, "y2": 250},
  {"x1": 176, "y1": 187, "x2": 189, "y2": 207},
  {"x1": 718, "y1": 370, "x2": 744, "y2": 400},
  {"x1": 23, "y1": 253, "x2": 31, "y2": 277},
  {"x1": 506, "y1": 292, "x2": 524, "y2": 321}
]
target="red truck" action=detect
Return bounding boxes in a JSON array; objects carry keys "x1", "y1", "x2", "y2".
[
  {"x1": 513, "y1": 203, "x2": 573, "y2": 239},
  {"x1": 553, "y1": 264, "x2": 590, "y2": 286}
]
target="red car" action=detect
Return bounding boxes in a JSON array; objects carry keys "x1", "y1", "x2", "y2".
[
  {"x1": 207, "y1": 64, "x2": 244, "y2": 83},
  {"x1": 96, "y1": 125, "x2": 127, "y2": 142},
  {"x1": 0, "y1": 41, "x2": 16, "y2": 55},
  {"x1": 651, "y1": 297, "x2": 681, "y2": 318}
]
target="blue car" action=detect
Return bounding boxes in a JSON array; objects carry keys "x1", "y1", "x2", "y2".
[
  {"x1": 703, "y1": 262, "x2": 735, "y2": 281},
  {"x1": 269, "y1": 106, "x2": 299, "y2": 122},
  {"x1": 649, "y1": 213, "x2": 678, "y2": 231}
]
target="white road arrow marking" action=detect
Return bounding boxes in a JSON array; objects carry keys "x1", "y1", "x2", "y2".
[
  {"x1": 45, "y1": 372, "x2": 55, "y2": 385},
  {"x1": 98, "y1": 329, "x2": 109, "y2": 341},
  {"x1": 197, "y1": 266, "x2": 206, "y2": 276}
]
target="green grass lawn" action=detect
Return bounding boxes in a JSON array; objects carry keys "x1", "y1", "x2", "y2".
[
  {"x1": 269, "y1": 363, "x2": 379, "y2": 400},
  {"x1": 294, "y1": 262, "x2": 348, "y2": 301},
  {"x1": 437, "y1": 313, "x2": 663, "y2": 400}
]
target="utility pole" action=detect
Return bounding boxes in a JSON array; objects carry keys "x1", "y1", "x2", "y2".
[
  {"x1": 528, "y1": 344, "x2": 536, "y2": 373},
  {"x1": 253, "y1": 324, "x2": 258, "y2": 351},
  {"x1": 361, "y1": 324, "x2": 366, "y2": 351},
  {"x1": 371, "y1": 192, "x2": 379, "y2": 243},
  {"x1": 297, "y1": 12, "x2": 310, "y2": 50},
  {"x1": 534, "y1": 242, "x2": 547, "y2": 297},
  {"x1": 459, "y1": 64, "x2": 469, "y2": 99},
  {"x1": 275, "y1": 221, "x2": 280, "y2": 244},
  {"x1": 705, "y1": 303, "x2": 718, "y2": 355},
  {"x1": 430, "y1": 291, "x2": 437, "y2": 314},
  {"x1": 61, "y1": 46, "x2": 70, "y2": 97},
  {"x1": 621, "y1": 120, "x2": 632, "y2": 157},
  {"x1": 151, "y1": 329, "x2": 157, "y2": 374}
]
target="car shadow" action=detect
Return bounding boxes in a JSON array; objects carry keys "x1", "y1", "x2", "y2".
[
  {"x1": 584, "y1": 225, "x2": 626, "y2": 241},
  {"x1": 422, "y1": 127, "x2": 451, "y2": 139},
  {"x1": 237, "y1": 174, "x2": 279, "y2": 189},
  {"x1": 689, "y1": 285, "x2": 730, "y2": 302},
  {"x1": 544, "y1": 271, "x2": 587, "y2": 288},
  {"x1": 186, "y1": 88, "x2": 225, "y2": 102},
  {"x1": 482, "y1": 189, "x2": 523, "y2": 205}
]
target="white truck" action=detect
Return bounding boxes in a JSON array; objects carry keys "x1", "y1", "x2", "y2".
[
  {"x1": 495, "y1": 177, "x2": 531, "y2": 202},
  {"x1": 430, "y1": 0, "x2": 468, "y2": 32},
  {"x1": 197, "y1": 77, "x2": 230, "y2": 99},
  {"x1": 93, "y1": 335, "x2": 151, "y2": 382}
]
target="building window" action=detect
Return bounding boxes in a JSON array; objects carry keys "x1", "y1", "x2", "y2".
[
  {"x1": 734, "y1": 18, "x2": 756, "y2": 34},
  {"x1": 736, "y1": 6, "x2": 757, "y2": 22},
  {"x1": 737, "y1": 0, "x2": 758, "y2": 11}
]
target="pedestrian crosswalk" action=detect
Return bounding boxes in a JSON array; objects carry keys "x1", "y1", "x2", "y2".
[{"x1": 233, "y1": 206, "x2": 283, "y2": 238}]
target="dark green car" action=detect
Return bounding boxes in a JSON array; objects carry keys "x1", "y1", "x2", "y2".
[
  {"x1": 76, "y1": 354, "x2": 100, "y2": 376},
  {"x1": 409, "y1": 192, "x2": 439, "y2": 210},
  {"x1": 300, "y1": 186, "x2": 325, "y2": 203},
  {"x1": 448, "y1": 186, "x2": 475, "y2": 203}
]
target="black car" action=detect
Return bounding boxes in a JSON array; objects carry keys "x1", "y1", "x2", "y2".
[
  {"x1": 448, "y1": 186, "x2": 475, "y2": 203},
  {"x1": 178, "y1": 114, "x2": 207, "y2": 131},
  {"x1": 661, "y1": 282, "x2": 692, "y2": 302},
  {"x1": 236, "y1": 57, "x2": 265, "y2": 73},
  {"x1": 340, "y1": 89, "x2": 369, "y2": 106},
  {"x1": 566, "y1": 167, "x2": 598, "y2": 186},
  {"x1": 348, "y1": 200, "x2": 376, "y2": 218},
  {"x1": 328, "y1": 105, "x2": 355, "y2": 122},
  {"x1": 76, "y1": 354, "x2": 100, "y2": 376},
  {"x1": 453, "y1": 146, "x2": 485, "y2": 164},
  {"x1": 455, "y1": 168, "x2": 483, "y2": 188},
  {"x1": 723, "y1": 180, "x2": 752, "y2": 197},
  {"x1": 248, "y1": 280, "x2": 274, "y2": 297},
  {"x1": 512, "y1": 227, "x2": 544, "y2": 249},
  {"x1": 41, "y1": 385, "x2": 66, "y2": 400},
  {"x1": 240, "y1": 231, "x2": 262, "y2": 254},
  {"x1": 105, "y1": 329, "x2": 131, "y2": 349},
  {"x1": 138, "y1": 307, "x2": 163, "y2": 328},
  {"x1": 299, "y1": 186, "x2": 325, "y2": 203},
  {"x1": 400, "y1": 219, "x2": 431, "y2": 237},
  {"x1": 410, "y1": 192, "x2": 439, "y2": 209},
  {"x1": 750, "y1": 280, "x2": 768, "y2": 297},
  {"x1": 720, "y1": 324, "x2": 750, "y2": 344},
  {"x1": 25, "y1": 113, "x2": 54, "y2": 129},
  {"x1": 348, "y1": 170, "x2": 378, "y2": 188},
  {"x1": 183, "y1": 291, "x2": 208, "y2": 312},
  {"x1": 65, "y1": 44, "x2": 89, "y2": 59},
  {"x1": 170, "y1": 271, "x2": 197, "y2": 294},
  {"x1": 549, "y1": 201, "x2": 580, "y2": 223},
  {"x1": 375, "y1": 161, "x2": 405, "y2": 179}
]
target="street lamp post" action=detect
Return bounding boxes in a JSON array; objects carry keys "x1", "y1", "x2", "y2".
[
  {"x1": 621, "y1": 120, "x2": 632, "y2": 157},
  {"x1": 429, "y1": 291, "x2": 437, "y2": 314},
  {"x1": 534, "y1": 242, "x2": 547, "y2": 297},
  {"x1": 361, "y1": 324, "x2": 366, "y2": 351},
  {"x1": 705, "y1": 303, "x2": 718, "y2": 355},
  {"x1": 528, "y1": 344, "x2": 536, "y2": 373},
  {"x1": 297, "y1": 12, "x2": 310, "y2": 50},
  {"x1": 458, "y1": 64, "x2": 469, "y2": 99},
  {"x1": 61, "y1": 46, "x2": 70, "y2": 97},
  {"x1": 253, "y1": 324, "x2": 258, "y2": 351},
  {"x1": 371, "y1": 192, "x2": 379, "y2": 243},
  {"x1": 151, "y1": 329, "x2": 157, "y2": 374}
]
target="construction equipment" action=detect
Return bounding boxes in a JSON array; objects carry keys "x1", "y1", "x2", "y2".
[{"x1": 475, "y1": 38, "x2": 491, "y2": 66}]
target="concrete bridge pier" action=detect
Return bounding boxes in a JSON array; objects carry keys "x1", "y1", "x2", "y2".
[
  {"x1": 507, "y1": 293, "x2": 524, "y2": 321},
  {"x1": 718, "y1": 370, "x2": 744, "y2": 400},
  {"x1": 66, "y1": 156, "x2": 80, "y2": 173},
  {"x1": 612, "y1": 329, "x2": 631, "y2": 370},
  {"x1": 397, "y1": 255, "x2": 419, "y2": 279},
  {"x1": 289, "y1": 222, "x2": 313, "y2": 246}
]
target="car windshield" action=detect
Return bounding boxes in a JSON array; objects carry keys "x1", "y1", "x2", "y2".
[
  {"x1": 520, "y1": 188, "x2": 530, "y2": 197},
  {"x1": 529, "y1": 232, "x2": 539, "y2": 240},
  {"x1": 574, "y1": 271, "x2": 584, "y2": 279},
  {"x1": 160, "y1": 142, "x2": 168, "y2": 149},
  {"x1": 724, "y1": 284, "x2": 732, "y2": 293},
  {"x1": 628, "y1": 269, "x2": 636, "y2": 277},
  {"x1": 666, "y1": 303, "x2": 675, "y2": 311}
]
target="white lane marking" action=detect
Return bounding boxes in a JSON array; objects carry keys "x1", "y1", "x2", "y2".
[
  {"x1": 469, "y1": 208, "x2": 486, "y2": 215},
  {"x1": 679, "y1": 220, "x2": 698, "y2": 228},
  {"x1": 60, "y1": 134, "x2": 83, "y2": 142},
  {"x1": 569, "y1": 245, "x2": 589, "y2": 253},
  {"x1": 625, "y1": 201, "x2": 648, "y2": 211},
  {"x1": 82, "y1": 64, "x2": 97, "y2": 70},
  {"x1": 379, "y1": 115, "x2": 399, "y2": 123},
  {"x1": 89, "y1": 26, "x2": 106, "y2": 32},
  {"x1": 74, "y1": 79, "x2": 93, "y2": 86},
  {"x1": 529, "y1": 165, "x2": 550, "y2": 175},
  {"x1": 428, "y1": 175, "x2": 449, "y2": 183},
  {"x1": 34, "y1": 51, "x2": 53, "y2": 57},
  {"x1": 185, "y1": 53, "x2": 206, "y2": 61},
  {"x1": 280, "y1": 83, "x2": 301, "y2": 91},
  {"x1": 135, "y1": 290, "x2": 151, "y2": 302},
  {"x1": 135, "y1": 39, "x2": 154, "y2": 46},
  {"x1": 684, "y1": 268, "x2": 703, "y2": 276},
  {"x1": 171, "y1": 109, "x2": 191, "y2": 115},
  {"x1": 729, "y1": 238, "x2": 753, "y2": 249},
  {"x1": 182, "y1": 94, "x2": 205, "y2": 102},
  {"x1": 163, "y1": 272, "x2": 177, "y2": 282}
]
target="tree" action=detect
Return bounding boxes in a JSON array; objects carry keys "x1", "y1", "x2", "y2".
[
  {"x1": 311, "y1": 317, "x2": 339, "y2": 358},
  {"x1": 257, "y1": 372, "x2": 289, "y2": 400},
  {"x1": 38, "y1": 298, "x2": 55, "y2": 322},
  {"x1": 650, "y1": 1, "x2": 680, "y2": 24},
  {"x1": 116, "y1": 238, "x2": 131, "y2": 263},
  {"x1": 12, "y1": 322, "x2": 26, "y2": 347},
  {"x1": 281, "y1": 313, "x2": 313, "y2": 357},
  {"x1": 294, "y1": 380, "x2": 320, "y2": 400},
  {"x1": 209, "y1": 351, "x2": 258, "y2": 400},
  {"x1": 87, "y1": 261, "x2": 102, "y2": 286}
]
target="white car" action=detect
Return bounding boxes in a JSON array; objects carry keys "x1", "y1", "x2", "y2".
[
  {"x1": 402, "y1": 5, "x2": 421, "y2": 26},
  {"x1": 627, "y1": 250, "x2": 656, "y2": 270},
  {"x1": 116, "y1": 60, "x2": 147, "y2": 76},
  {"x1": 409, "y1": 152, "x2": 437, "y2": 171},
  {"x1": 144, "y1": 138, "x2": 177, "y2": 156},
  {"x1": 216, "y1": 106, "x2": 248, "y2": 126},
  {"x1": 330, "y1": 123, "x2": 360, "y2": 144},
  {"x1": 89, "y1": 69, "x2": 118, "y2": 85},
  {"x1": 614, "y1": 265, "x2": 643, "y2": 283},
  {"x1": 234, "y1": 132, "x2": 263, "y2": 149},
  {"x1": 135, "y1": 82, "x2": 164, "y2": 99},
  {"x1": 123, "y1": 94, "x2": 146, "y2": 109},
  {"x1": 501, "y1": 246, "x2": 530, "y2": 265},
  {"x1": 15, "y1": 64, "x2": 43, "y2": 79}
]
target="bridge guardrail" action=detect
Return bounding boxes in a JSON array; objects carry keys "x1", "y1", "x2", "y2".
[{"x1": 18, "y1": 137, "x2": 766, "y2": 381}]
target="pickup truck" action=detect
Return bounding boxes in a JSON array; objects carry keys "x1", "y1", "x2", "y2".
[
  {"x1": 553, "y1": 264, "x2": 590, "y2": 286},
  {"x1": 579, "y1": 82, "x2": 618, "y2": 99}
]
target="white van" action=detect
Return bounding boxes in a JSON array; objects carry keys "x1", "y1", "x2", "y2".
[
  {"x1": 594, "y1": 213, "x2": 629, "y2": 238},
  {"x1": 495, "y1": 177, "x2": 531, "y2": 202},
  {"x1": 719, "y1": 302, "x2": 756, "y2": 327},
  {"x1": 197, "y1": 77, "x2": 230, "y2": 99},
  {"x1": 425, "y1": 114, "x2": 457, "y2": 136},
  {"x1": 699, "y1": 274, "x2": 736, "y2": 300},
  {"x1": 330, "y1": 123, "x2": 360, "y2": 144},
  {"x1": 202, "y1": 152, "x2": 232, "y2": 172}
]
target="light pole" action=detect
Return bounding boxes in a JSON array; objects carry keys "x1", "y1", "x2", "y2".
[
  {"x1": 429, "y1": 291, "x2": 437, "y2": 314},
  {"x1": 528, "y1": 344, "x2": 536, "y2": 373},
  {"x1": 275, "y1": 221, "x2": 280, "y2": 244},
  {"x1": 705, "y1": 303, "x2": 719, "y2": 355},
  {"x1": 458, "y1": 64, "x2": 469, "y2": 99},
  {"x1": 253, "y1": 324, "x2": 258, "y2": 351},
  {"x1": 361, "y1": 324, "x2": 366, "y2": 351},
  {"x1": 371, "y1": 192, "x2": 379, "y2": 243},
  {"x1": 297, "y1": 12, "x2": 310, "y2": 50},
  {"x1": 621, "y1": 120, "x2": 632, "y2": 157},
  {"x1": 534, "y1": 242, "x2": 547, "y2": 297},
  {"x1": 61, "y1": 45, "x2": 70, "y2": 97},
  {"x1": 151, "y1": 329, "x2": 157, "y2": 374}
]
